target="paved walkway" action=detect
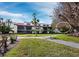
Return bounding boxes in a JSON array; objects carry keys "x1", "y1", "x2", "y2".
[
  {"x1": 17, "y1": 36, "x2": 50, "y2": 39},
  {"x1": 18, "y1": 36, "x2": 79, "y2": 49},
  {"x1": 47, "y1": 38, "x2": 79, "y2": 49}
]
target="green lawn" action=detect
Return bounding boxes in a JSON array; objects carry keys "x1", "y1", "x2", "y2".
[
  {"x1": 17, "y1": 33, "x2": 79, "y2": 43},
  {"x1": 5, "y1": 38, "x2": 79, "y2": 57},
  {"x1": 53, "y1": 34, "x2": 79, "y2": 43}
]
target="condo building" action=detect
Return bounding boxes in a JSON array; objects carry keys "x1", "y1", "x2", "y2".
[{"x1": 10, "y1": 22, "x2": 52, "y2": 34}]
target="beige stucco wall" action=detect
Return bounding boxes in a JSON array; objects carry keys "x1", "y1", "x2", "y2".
[{"x1": 10, "y1": 23, "x2": 17, "y2": 33}]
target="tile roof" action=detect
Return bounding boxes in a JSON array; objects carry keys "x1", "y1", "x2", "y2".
[
  {"x1": 15, "y1": 23, "x2": 33, "y2": 26},
  {"x1": 14, "y1": 22, "x2": 51, "y2": 27}
]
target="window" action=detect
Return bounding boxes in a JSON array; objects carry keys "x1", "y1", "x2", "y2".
[
  {"x1": 26, "y1": 26, "x2": 32, "y2": 31},
  {"x1": 47, "y1": 25, "x2": 49, "y2": 27},
  {"x1": 43, "y1": 25, "x2": 45, "y2": 26},
  {"x1": 17, "y1": 26, "x2": 24, "y2": 31}
]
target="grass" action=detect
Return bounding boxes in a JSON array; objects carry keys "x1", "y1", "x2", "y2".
[
  {"x1": 16, "y1": 34, "x2": 53, "y2": 37},
  {"x1": 53, "y1": 34, "x2": 79, "y2": 43},
  {"x1": 17, "y1": 34, "x2": 79, "y2": 43},
  {"x1": 5, "y1": 38, "x2": 79, "y2": 57}
]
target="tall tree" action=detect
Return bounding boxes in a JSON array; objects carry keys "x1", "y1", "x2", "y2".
[
  {"x1": 54, "y1": 2, "x2": 79, "y2": 32},
  {"x1": 31, "y1": 13, "x2": 39, "y2": 36},
  {"x1": 0, "y1": 19, "x2": 12, "y2": 34}
]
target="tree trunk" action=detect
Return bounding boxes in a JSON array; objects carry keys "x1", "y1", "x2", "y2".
[
  {"x1": 74, "y1": 27, "x2": 79, "y2": 32},
  {"x1": 2, "y1": 35, "x2": 8, "y2": 55},
  {"x1": 35, "y1": 26, "x2": 37, "y2": 36}
]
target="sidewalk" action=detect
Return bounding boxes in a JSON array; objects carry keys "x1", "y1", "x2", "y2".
[{"x1": 47, "y1": 38, "x2": 79, "y2": 49}]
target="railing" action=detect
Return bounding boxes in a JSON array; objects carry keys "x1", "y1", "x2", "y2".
[
  {"x1": 0, "y1": 40, "x2": 4, "y2": 53},
  {"x1": 0, "y1": 37, "x2": 7, "y2": 56},
  {"x1": 0, "y1": 34, "x2": 17, "y2": 56}
]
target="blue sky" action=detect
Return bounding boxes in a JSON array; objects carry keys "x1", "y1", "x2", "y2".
[{"x1": 0, "y1": 2, "x2": 57, "y2": 24}]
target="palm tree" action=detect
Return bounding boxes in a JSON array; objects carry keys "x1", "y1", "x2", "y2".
[
  {"x1": 0, "y1": 18, "x2": 3, "y2": 23},
  {"x1": 31, "y1": 13, "x2": 39, "y2": 36},
  {"x1": 6, "y1": 19, "x2": 12, "y2": 26}
]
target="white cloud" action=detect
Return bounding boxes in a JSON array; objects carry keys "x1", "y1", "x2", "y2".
[
  {"x1": 0, "y1": 10, "x2": 32, "y2": 23},
  {"x1": 0, "y1": 11, "x2": 24, "y2": 17},
  {"x1": 0, "y1": 2, "x2": 57, "y2": 24},
  {"x1": 11, "y1": 18, "x2": 24, "y2": 23},
  {"x1": 33, "y1": 3, "x2": 57, "y2": 17}
]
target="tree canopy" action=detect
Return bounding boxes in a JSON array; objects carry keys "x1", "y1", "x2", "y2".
[{"x1": 53, "y1": 2, "x2": 79, "y2": 32}]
